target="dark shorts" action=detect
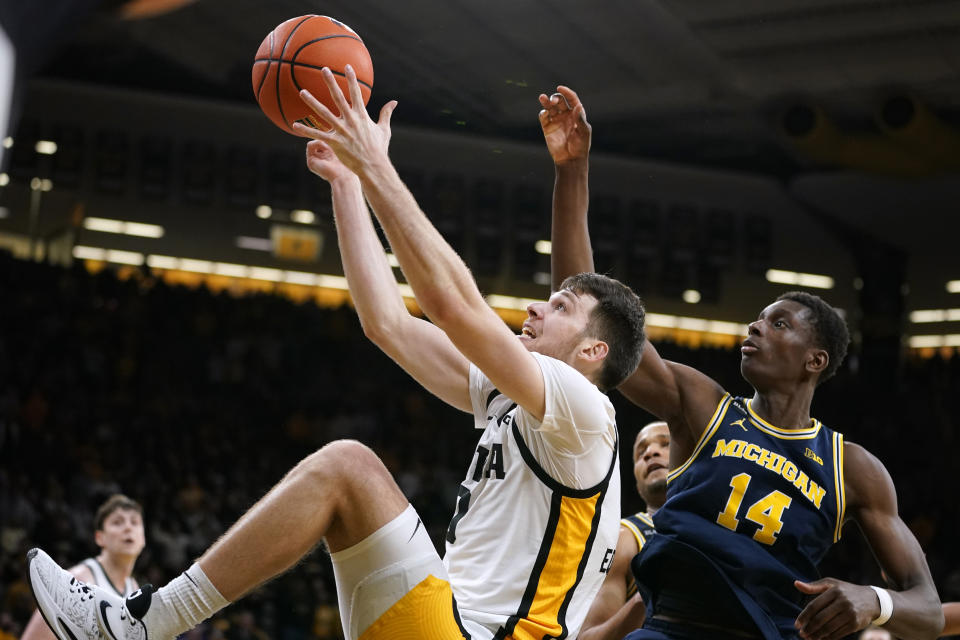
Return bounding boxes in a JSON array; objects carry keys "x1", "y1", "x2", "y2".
[{"x1": 625, "y1": 617, "x2": 765, "y2": 640}]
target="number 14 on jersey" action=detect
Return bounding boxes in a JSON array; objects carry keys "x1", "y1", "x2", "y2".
[{"x1": 716, "y1": 472, "x2": 793, "y2": 545}]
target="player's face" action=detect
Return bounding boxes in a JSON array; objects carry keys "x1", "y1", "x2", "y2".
[
  {"x1": 740, "y1": 300, "x2": 822, "y2": 391},
  {"x1": 520, "y1": 290, "x2": 599, "y2": 367},
  {"x1": 633, "y1": 423, "x2": 670, "y2": 508},
  {"x1": 95, "y1": 508, "x2": 146, "y2": 559}
]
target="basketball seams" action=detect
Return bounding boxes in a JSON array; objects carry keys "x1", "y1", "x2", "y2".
[
  {"x1": 254, "y1": 14, "x2": 373, "y2": 136},
  {"x1": 254, "y1": 29, "x2": 275, "y2": 102},
  {"x1": 290, "y1": 36, "x2": 371, "y2": 97},
  {"x1": 275, "y1": 15, "x2": 314, "y2": 129},
  {"x1": 264, "y1": 61, "x2": 373, "y2": 90}
]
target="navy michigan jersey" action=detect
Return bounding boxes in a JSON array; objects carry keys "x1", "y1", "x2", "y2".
[
  {"x1": 632, "y1": 394, "x2": 845, "y2": 639},
  {"x1": 620, "y1": 513, "x2": 656, "y2": 598}
]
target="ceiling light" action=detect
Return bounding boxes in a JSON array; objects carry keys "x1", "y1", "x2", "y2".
[
  {"x1": 35, "y1": 140, "x2": 57, "y2": 155},
  {"x1": 290, "y1": 209, "x2": 316, "y2": 224}
]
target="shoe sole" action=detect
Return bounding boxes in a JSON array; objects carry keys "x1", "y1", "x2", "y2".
[{"x1": 26, "y1": 548, "x2": 82, "y2": 640}]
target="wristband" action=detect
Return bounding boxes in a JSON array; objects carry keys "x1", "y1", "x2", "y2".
[{"x1": 869, "y1": 585, "x2": 893, "y2": 626}]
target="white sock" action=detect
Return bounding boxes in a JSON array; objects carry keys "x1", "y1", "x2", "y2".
[{"x1": 141, "y1": 563, "x2": 230, "y2": 639}]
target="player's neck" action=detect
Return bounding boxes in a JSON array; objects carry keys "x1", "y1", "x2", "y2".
[
  {"x1": 749, "y1": 390, "x2": 814, "y2": 430},
  {"x1": 97, "y1": 551, "x2": 135, "y2": 585}
]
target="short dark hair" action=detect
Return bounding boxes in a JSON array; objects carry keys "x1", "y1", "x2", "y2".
[
  {"x1": 94, "y1": 494, "x2": 143, "y2": 531},
  {"x1": 777, "y1": 291, "x2": 849, "y2": 384},
  {"x1": 560, "y1": 273, "x2": 646, "y2": 391}
]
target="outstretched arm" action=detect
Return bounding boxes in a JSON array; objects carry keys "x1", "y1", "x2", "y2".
[
  {"x1": 539, "y1": 86, "x2": 724, "y2": 454},
  {"x1": 539, "y1": 86, "x2": 594, "y2": 290},
  {"x1": 297, "y1": 67, "x2": 547, "y2": 420},
  {"x1": 579, "y1": 528, "x2": 646, "y2": 640},
  {"x1": 305, "y1": 139, "x2": 472, "y2": 413},
  {"x1": 794, "y1": 443, "x2": 942, "y2": 640}
]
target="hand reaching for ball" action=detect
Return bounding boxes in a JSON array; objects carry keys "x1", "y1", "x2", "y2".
[{"x1": 295, "y1": 65, "x2": 398, "y2": 178}]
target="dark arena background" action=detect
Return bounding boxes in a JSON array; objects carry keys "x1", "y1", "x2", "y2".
[{"x1": 1, "y1": 1, "x2": 959, "y2": 639}]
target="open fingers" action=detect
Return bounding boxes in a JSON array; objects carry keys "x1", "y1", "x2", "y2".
[
  {"x1": 291, "y1": 119, "x2": 332, "y2": 141},
  {"x1": 378, "y1": 100, "x2": 398, "y2": 128},
  {"x1": 298, "y1": 90, "x2": 340, "y2": 129},
  {"x1": 320, "y1": 67, "x2": 352, "y2": 119},
  {"x1": 344, "y1": 64, "x2": 366, "y2": 114}
]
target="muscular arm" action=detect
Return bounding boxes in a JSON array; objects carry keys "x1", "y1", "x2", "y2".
[
  {"x1": 324, "y1": 160, "x2": 472, "y2": 413},
  {"x1": 299, "y1": 69, "x2": 547, "y2": 420},
  {"x1": 21, "y1": 564, "x2": 93, "y2": 640},
  {"x1": 579, "y1": 528, "x2": 646, "y2": 640},
  {"x1": 942, "y1": 602, "x2": 960, "y2": 636},
  {"x1": 796, "y1": 443, "x2": 942, "y2": 640},
  {"x1": 540, "y1": 87, "x2": 725, "y2": 455},
  {"x1": 538, "y1": 86, "x2": 593, "y2": 290}
]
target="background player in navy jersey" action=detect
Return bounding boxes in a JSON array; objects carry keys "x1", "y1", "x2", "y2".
[
  {"x1": 539, "y1": 85, "x2": 943, "y2": 639},
  {"x1": 580, "y1": 421, "x2": 669, "y2": 640}
]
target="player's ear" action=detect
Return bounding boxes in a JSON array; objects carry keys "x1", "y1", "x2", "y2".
[
  {"x1": 580, "y1": 339, "x2": 609, "y2": 363},
  {"x1": 94, "y1": 529, "x2": 105, "y2": 548},
  {"x1": 806, "y1": 348, "x2": 829, "y2": 375}
]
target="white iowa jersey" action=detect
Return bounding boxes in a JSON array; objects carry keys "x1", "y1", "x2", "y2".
[{"x1": 444, "y1": 353, "x2": 621, "y2": 640}]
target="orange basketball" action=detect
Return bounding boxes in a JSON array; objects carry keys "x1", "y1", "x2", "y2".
[{"x1": 252, "y1": 15, "x2": 373, "y2": 137}]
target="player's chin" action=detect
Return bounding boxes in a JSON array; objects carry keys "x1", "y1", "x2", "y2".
[{"x1": 739, "y1": 359, "x2": 769, "y2": 389}]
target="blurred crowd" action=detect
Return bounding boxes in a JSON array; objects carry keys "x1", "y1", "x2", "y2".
[{"x1": 1, "y1": 253, "x2": 958, "y2": 639}]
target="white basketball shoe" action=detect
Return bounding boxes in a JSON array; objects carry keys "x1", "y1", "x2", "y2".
[{"x1": 27, "y1": 548, "x2": 150, "y2": 640}]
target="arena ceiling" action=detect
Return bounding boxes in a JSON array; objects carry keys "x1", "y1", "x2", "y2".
[{"x1": 35, "y1": 0, "x2": 960, "y2": 175}]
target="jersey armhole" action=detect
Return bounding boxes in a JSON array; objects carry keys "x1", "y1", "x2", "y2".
[
  {"x1": 667, "y1": 393, "x2": 733, "y2": 484},
  {"x1": 832, "y1": 432, "x2": 846, "y2": 542}
]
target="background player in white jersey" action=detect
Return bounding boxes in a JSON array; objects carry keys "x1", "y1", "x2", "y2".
[
  {"x1": 27, "y1": 67, "x2": 646, "y2": 640},
  {"x1": 21, "y1": 495, "x2": 145, "y2": 640},
  {"x1": 580, "y1": 421, "x2": 669, "y2": 640}
]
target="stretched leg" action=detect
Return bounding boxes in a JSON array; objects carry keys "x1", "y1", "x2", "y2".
[
  {"x1": 201, "y1": 439, "x2": 408, "y2": 600},
  {"x1": 27, "y1": 439, "x2": 410, "y2": 640}
]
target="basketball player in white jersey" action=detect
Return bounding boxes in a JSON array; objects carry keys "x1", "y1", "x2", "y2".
[
  {"x1": 21, "y1": 495, "x2": 144, "y2": 640},
  {"x1": 27, "y1": 66, "x2": 646, "y2": 640},
  {"x1": 580, "y1": 421, "x2": 669, "y2": 640}
]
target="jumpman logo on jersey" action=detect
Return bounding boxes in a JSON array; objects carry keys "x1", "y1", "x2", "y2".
[{"x1": 731, "y1": 418, "x2": 747, "y2": 431}]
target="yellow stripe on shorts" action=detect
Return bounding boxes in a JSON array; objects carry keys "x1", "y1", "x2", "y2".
[{"x1": 358, "y1": 574, "x2": 466, "y2": 640}]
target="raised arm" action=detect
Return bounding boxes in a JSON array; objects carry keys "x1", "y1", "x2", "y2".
[
  {"x1": 297, "y1": 67, "x2": 548, "y2": 420},
  {"x1": 305, "y1": 139, "x2": 472, "y2": 413},
  {"x1": 539, "y1": 86, "x2": 724, "y2": 454},
  {"x1": 794, "y1": 443, "x2": 943, "y2": 640},
  {"x1": 539, "y1": 86, "x2": 594, "y2": 289}
]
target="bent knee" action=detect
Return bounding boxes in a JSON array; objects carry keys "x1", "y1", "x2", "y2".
[{"x1": 299, "y1": 439, "x2": 388, "y2": 482}]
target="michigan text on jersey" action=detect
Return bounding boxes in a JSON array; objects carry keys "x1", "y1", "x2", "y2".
[{"x1": 711, "y1": 439, "x2": 827, "y2": 508}]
